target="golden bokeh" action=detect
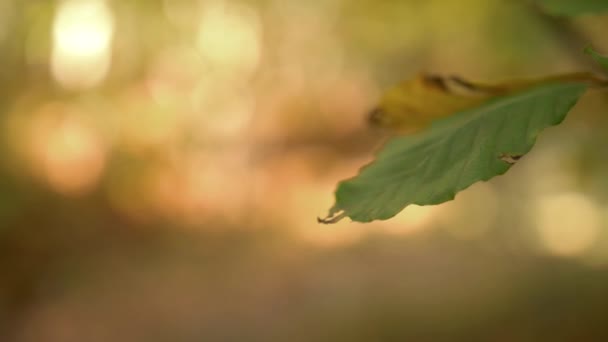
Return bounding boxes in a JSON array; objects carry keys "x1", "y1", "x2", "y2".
[
  {"x1": 51, "y1": 0, "x2": 115, "y2": 89},
  {"x1": 534, "y1": 192, "x2": 601, "y2": 257}
]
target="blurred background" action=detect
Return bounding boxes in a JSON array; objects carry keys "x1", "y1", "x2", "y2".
[{"x1": 1, "y1": 0, "x2": 608, "y2": 340}]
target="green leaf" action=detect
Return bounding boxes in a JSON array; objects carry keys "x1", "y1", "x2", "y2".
[
  {"x1": 320, "y1": 83, "x2": 586, "y2": 223},
  {"x1": 585, "y1": 47, "x2": 608, "y2": 71},
  {"x1": 536, "y1": 0, "x2": 608, "y2": 16}
]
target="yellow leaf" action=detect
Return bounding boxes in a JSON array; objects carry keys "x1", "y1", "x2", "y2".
[{"x1": 368, "y1": 72, "x2": 606, "y2": 134}]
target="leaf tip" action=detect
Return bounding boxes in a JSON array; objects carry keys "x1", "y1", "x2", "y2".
[{"x1": 317, "y1": 211, "x2": 347, "y2": 224}]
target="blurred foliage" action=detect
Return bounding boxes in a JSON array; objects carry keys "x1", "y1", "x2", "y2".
[
  {"x1": 586, "y1": 46, "x2": 608, "y2": 70},
  {"x1": 1, "y1": 0, "x2": 608, "y2": 341},
  {"x1": 537, "y1": 0, "x2": 608, "y2": 16}
]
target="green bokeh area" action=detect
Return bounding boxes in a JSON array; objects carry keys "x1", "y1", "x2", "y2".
[
  {"x1": 586, "y1": 46, "x2": 608, "y2": 71},
  {"x1": 537, "y1": 0, "x2": 608, "y2": 16}
]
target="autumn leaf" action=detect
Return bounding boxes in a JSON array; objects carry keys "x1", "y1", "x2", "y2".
[
  {"x1": 320, "y1": 82, "x2": 586, "y2": 223},
  {"x1": 367, "y1": 72, "x2": 601, "y2": 134}
]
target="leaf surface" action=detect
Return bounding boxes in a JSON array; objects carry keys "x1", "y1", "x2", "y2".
[{"x1": 321, "y1": 83, "x2": 586, "y2": 223}]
